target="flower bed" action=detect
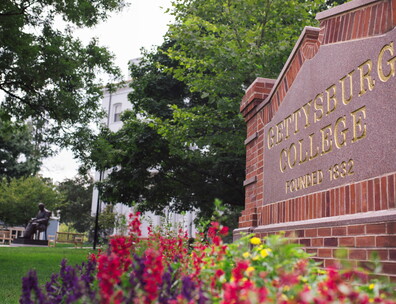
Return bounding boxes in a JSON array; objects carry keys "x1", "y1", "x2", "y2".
[{"x1": 21, "y1": 213, "x2": 396, "y2": 303}]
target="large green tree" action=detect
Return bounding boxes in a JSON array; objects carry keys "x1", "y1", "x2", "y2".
[
  {"x1": 88, "y1": 0, "x2": 347, "y2": 222},
  {"x1": 0, "y1": 113, "x2": 41, "y2": 179},
  {"x1": 57, "y1": 174, "x2": 94, "y2": 233},
  {"x1": 0, "y1": 176, "x2": 61, "y2": 227},
  {"x1": 0, "y1": 0, "x2": 125, "y2": 167}
]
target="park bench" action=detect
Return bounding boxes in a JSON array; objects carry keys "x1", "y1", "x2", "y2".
[
  {"x1": 0, "y1": 230, "x2": 12, "y2": 244},
  {"x1": 51, "y1": 232, "x2": 85, "y2": 248}
]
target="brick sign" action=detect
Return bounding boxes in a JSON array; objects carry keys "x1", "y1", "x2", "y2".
[{"x1": 264, "y1": 29, "x2": 396, "y2": 204}]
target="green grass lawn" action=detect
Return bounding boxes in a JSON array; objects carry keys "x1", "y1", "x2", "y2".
[{"x1": 0, "y1": 245, "x2": 94, "y2": 304}]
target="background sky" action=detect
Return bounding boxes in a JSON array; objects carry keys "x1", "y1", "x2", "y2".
[{"x1": 39, "y1": 0, "x2": 173, "y2": 182}]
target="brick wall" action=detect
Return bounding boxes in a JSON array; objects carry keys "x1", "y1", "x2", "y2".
[{"x1": 237, "y1": 0, "x2": 396, "y2": 280}]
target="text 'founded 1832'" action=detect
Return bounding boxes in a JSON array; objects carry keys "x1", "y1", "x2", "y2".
[{"x1": 263, "y1": 28, "x2": 396, "y2": 205}]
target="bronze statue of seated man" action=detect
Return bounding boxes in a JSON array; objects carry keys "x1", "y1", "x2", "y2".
[{"x1": 23, "y1": 203, "x2": 51, "y2": 239}]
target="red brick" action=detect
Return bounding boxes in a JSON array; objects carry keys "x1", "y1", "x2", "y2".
[
  {"x1": 306, "y1": 248, "x2": 317, "y2": 255},
  {"x1": 356, "y1": 183, "x2": 362, "y2": 213},
  {"x1": 338, "y1": 15, "x2": 345, "y2": 42},
  {"x1": 325, "y1": 191, "x2": 330, "y2": 217},
  {"x1": 347, "y1": 12, "x2": 355, "y2": 41},
  {"x1": 348, "y1": 225, "x2": 366, "y2": 235},
  {"x1": 369, "y1": 5, "x2": 377, "y2": 36},
  {"x1": 366, "y1": 223, "x2": 386, "y2": 234},
  {"x1": 318, "y1": 227, "x2": 332, "y2": 237},
  {"x1": 374, "y1": 2, "x2": 383, "y2": 35},
  {"x1": 324, "y1": 237, "x2": 338, "y2": 247},
  {"x1": 345, "y1": 185, "x2": 350, "y2": 214},
  {"x1": 305, "y1": 228, "x2": 317, "y2": 237},
  {"x1": 374, "y1": 178, "x2": 381, "y2": 210},
  {"x1": 388, "y1": 175, "x2": 395, "y2": 208},
  {"x1": 368, "y1": 179, "x2": 374, "y2": 211},
  {"x1": 349, "y1": 249, "x2": 367, "y2": 260},
  {"x1": 356, "y1": 236, "x2": 376, "y2": 247},
  {"x1": 318, "y1": 248, "x2": 333, "y2": 258},
  {"x1": 295, "y1": 230, "x2": 304, "y2": 238},
  {"x1": 368, "y1": 249, "x2": 388, "y2": 260},
  {"x1": 300, "y1": 238, "x2": 311, "y2": 247},
  {"x1": 341, "y1": 13, "x2": 350, "y2": 41},
  {"x1": 390, "y1": 250, "x2": 396, "y2": 260},
  {"x1": 350, "y1": 183, "x2": 356, "y2": 214},
  {"x1": 339, "y1": 237, "x2": 355, "y2": 247},
  {"x1": 377, "y1": 236, "x2": 396, "y2": 247},
  {"x1": 382, "y1": 262, "x2": 396, "y2": 275},
  {"x1": 387, "y1": 222, "x2": 396, "y2": 234},
  {"x1": 361, "y1": 181, "x2": 368, "y2": 213},
  {"x1": 362, "y1": 7, "x2": 370, "y2": 37},
  {"x1": 381, "y1": 176, "x2": 388, "y2": 210},
  {"x1": 325, "y1": 259, "x2": 340, "y2": 268},
  {"x1": 330, "y1": 189, "x2": 335, "y2": 216},
  {"x1": 312, "y1": 238, "x2": 324, "y2": 247},
  {"x1": 332, "y1": 227, "x2": 347, "y2": 236},
  {"x1": 341, "y1": 187, "x2": 346, "y2": 215}
]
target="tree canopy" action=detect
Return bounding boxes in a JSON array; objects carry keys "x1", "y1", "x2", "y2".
[
  {"x1": 0, "y1": 0, "x2": 126, "y2": 173},
  {"x1": 0, "y1": 113, "x2": 41, "y2": 179},
  {"x1": 0, "y1": 176, "x2": 61, "y2": 227},
  {"x1": 57, "y1": 174, "x2": 94, "y2": 233},
  {"x1": 87, "y1": 0, "x2": 347, "y2": 222}
]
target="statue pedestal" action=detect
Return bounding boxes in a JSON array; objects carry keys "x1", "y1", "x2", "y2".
[{"x1": 12, "y1": 238, "x2": 48, "y2": 246}]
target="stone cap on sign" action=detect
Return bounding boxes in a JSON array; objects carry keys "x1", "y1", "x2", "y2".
[
  {"x1": 316, "y1": 0, "x2": 379, "y2": 21},
  {"x1": 240, "y1": 77, "x2": 275, "y2": 121}
]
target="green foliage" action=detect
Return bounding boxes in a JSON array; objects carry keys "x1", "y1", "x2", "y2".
[
  {"x1": 0, "y1": 176, "x2": 61, "y2": 227},
  {"x1": 87, "y1": 0, "x2": 348, "y2": 224},
  {"x1": 98, "y1": 204, "x2": 117, "y2": 237},
  {"x1": 57, "y1": 174, "x2": 94, "y2": 233},
  {"x1": 89, "y1": 41, "x2": 245, "y2": 222},
  {"x1": 0, "y1": 114, "x2": 41, "y2": 179},
  {"x1": 0, "y1": 0, "x2": 125, "y2": 161}
]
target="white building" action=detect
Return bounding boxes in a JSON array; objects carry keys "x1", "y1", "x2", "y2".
[{"x1": 91, "y1": 83, "x2": 197, "y2": 238}]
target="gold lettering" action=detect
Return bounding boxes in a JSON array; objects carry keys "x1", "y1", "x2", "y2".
[
  {"x1": 351, "y1": 106, "x2": 367, "y2": 143},
  {"x1": 334, "y1": 116, "x2": 348, "y2": 149},
  {"x1": 293, "y1": 108, "x2": 301, "y2": 134},
  {"x1": 280, "y1": 149, "x2": 288, "y2": 173},
  {"x1": 378, "y1": 42, "x2": 396, "y2": 82},
  {"x1": 309, "y1": 133, "x2": 319, "y2": 160},
  {"x1": 267, "y1": 127, "x2": 275, "y2": 149},
  {"x1": 298, "y1": 139, "x2": 308, "y2": 164},
  {"x1": 313, "y1": 93, "x2": 324, "y2": 123},
  {"x1": 358, "y1": 59, "x2": 375, "y2": 96},
  {"x1": 301, "y1": 101, "x2": 312, "y2": 128},
  {"x1": 326, "y1": 84, "x2": 337, "y2": 115},
  {"x1": 287, "y1": 143, "x2": 297, "y2": 169},
  {"x1": 320, "y1": 124, "x2": 333, "y2": 155},
  {"x1": 284, "y1": 114, "x2": 294, "y2": 139},
  {"x1": 339, "y1": 70, "x2": 354, "y2": 105},
  {"x1": 276, "y1": 121, "x2": 284, "y2": 145},
  {"x1": 318, "y1": 170, "x2": 323, "y2": 183}
]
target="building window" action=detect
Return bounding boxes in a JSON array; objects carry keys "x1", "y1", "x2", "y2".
[{"x1": 113, "y1": 103, "x2": 122, "y2": 122}]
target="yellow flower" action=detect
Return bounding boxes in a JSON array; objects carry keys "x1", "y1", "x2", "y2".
[
  {"x1": 252, "y1": 255, "x2": 259, "y2": 261},
  {"x1": 250, "y1": 237, "x2": 261, "y2": 245},
  {"x1": 260, "y1": 249, "x2": 270, "y2": 258},
  {"x1": 369, "y1": 299, "x2": 374, "y2": 303},
  {"x1": 283, "y1": 285, "x2": 290, "y2": 291},
  {"x1": 246, "y1": 266, "x2": 255, "y2": 274},
  {"x1": 242, "y1": 252, "x2": 250, "y2": 259},
  {"x1": 369, "y1": 283, "x2": 375, "y2": 290}
]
